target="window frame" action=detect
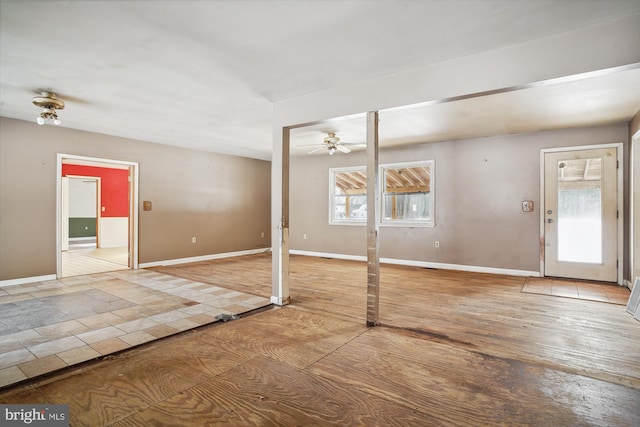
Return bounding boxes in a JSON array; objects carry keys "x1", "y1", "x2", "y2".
[
  {"x1": 380, "y1": 160, "x2": 435, "y2": 227},
  {"x1": 329, "y1": 160, "x2": 435, "y2": 227},
  {"x1": 328, "y1": 166, "x2": 367, "y2": 226}
]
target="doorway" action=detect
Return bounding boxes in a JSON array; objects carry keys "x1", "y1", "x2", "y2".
[
  {"x1": 62, "y1": 176, "x2": 100, "y2": 252},
  {"x1": 632, "y1": 134, "x2": 640, "y2": 284},
  {"x1": 57, "y1": 154, "x2": 139, "y2": 278},
  {"x1": 541, "y1": 145, "x2": 622, "y2": 283}
]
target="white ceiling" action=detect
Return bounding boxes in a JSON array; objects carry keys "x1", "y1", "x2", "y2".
[
  {"x1": 1, "y1": 1, "x2": 639, "y2": 161},
  {"x1": 290, "y1": 66, "x2": 640, "y2": 156}
]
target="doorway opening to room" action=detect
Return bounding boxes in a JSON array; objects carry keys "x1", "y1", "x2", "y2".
[
  {"x1": 632, "y1": 133, "x2": 640, "y2": 286},
  {"x1": 541, "y1": 144, "x2": 622, "y2": 284},
  {"x1": 57, "y1": 154, "x2": 139, "y2": 278}
]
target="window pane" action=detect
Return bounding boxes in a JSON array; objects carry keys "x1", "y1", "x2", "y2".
[
  {"x1": 401, "y1": 193, "x2": 430, "y2": 220},
  {"x1": 333, "y1": 195, "x2": 347, "y2": 219},
  {"x1": 384, "y1": 193, "x2": 430, "y2": 221},
  {"x1": 557, "y1": 158, "x2": 602, "y2": 263},
  {"x1": 348, "y1": 195, "x2": 367, "y2": 219},
  {"x1": 382, "y1": 161, "x2": 434, "y2": 225},
  {"x1": 384, "y1": 166, "x2": 430, "y2": 194},
  {"x1": 335, "y1": 170, "x2": 367, "y2": 194},
  {"x1": 330, "y1": 167, "x2": 366, "y2": 223}
]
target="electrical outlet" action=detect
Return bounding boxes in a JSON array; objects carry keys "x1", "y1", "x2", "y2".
[
  {"x1": 303, "y1": 234, "x2": 307, "y2": 240},
  {"x1": 261, "y1": 232, "x2": 264, "y2": 238},
  {"x1": 192, "y1": 237, "x2": 197, "y2": 244},
  {"x1": 435, "y1": 241, "x2": 439, "y2": 248}
]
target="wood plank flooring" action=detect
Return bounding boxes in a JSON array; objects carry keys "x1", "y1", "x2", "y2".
[{"x1": 1, "y1": 253, "x2": 638, "y2": 426}]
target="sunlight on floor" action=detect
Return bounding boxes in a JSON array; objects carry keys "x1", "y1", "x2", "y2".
[{"x1": 62, "y1": 247, "x2": 128, "y2": 277}]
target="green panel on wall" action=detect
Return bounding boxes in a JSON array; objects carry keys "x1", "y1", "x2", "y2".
[{"x1": 69, "y1": 217, "x2": 96, "y2": 238}]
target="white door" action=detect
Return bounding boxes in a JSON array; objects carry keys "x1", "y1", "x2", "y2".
[{"x1": 544, "y1": 147, "x2": 618, "y2": 282}]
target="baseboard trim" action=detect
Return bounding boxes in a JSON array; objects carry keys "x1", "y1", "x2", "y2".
[
  {"x1": 290, "y1": 250, "x2": 540, "y2": 277},
  {"x1": 290, "y1": 250, "x2": 367, "y2": 263},
  {"x1": 0, "y1": 274, "x2": 57, "y2": 287},
  {"x1": 139, "y1": 248, "x2": 271, "y2": 268},
  {"x1": 270, "y1": 296, "x2": 290, "y2": 306}
]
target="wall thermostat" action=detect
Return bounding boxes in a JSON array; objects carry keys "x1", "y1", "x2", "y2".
[{"x1": 522, "y1": 200, "x2": 534, "y2": 212}]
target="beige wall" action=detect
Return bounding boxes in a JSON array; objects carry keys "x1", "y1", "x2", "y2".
[
  {"x1": 632, "y1": 110, "x2": 640, "y2": 283},
  {"x1": 630, "y1": 109, "x2": 640, "y2": 138},
  {"x1": 273, "y1": 14, "x2": 639, "y2": 293},
  {"x1": 290, "y1": 124, "x2": 629, "y2": 273},
  {"x1": 0, "y1": 117, "x2": 271, "y2": 281}
]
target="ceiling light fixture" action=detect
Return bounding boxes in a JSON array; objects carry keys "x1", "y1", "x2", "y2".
[
  {"x1": 32, "y1": 91, "x2": 65, "y2": 125},
  {"x1": 328, "y1": 144, "x2": 337, "y2": 155}
]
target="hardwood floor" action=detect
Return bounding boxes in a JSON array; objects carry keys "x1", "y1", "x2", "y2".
[{"x1": 1, "y1": 253, "x2": 638, "y2": 426}]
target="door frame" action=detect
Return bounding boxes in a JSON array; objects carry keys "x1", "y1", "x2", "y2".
[
  {"x1": 56, "y1": 153, "x2": 139, "y2": 278},
  {"x1": 539, "y1": 143, "x2": 623, "y2": 285},
  {"x1": 631, "y1": 132, "x2": 640, "y2": 287},
  {"x1": 64, "y1": 175, "x2": 101, "y2": 249}
]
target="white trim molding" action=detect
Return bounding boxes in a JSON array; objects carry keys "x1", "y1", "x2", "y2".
[
  {"x1": 139, "y1": 248, "x2": 271, "y2": 268},
  {"x1": 0, "y1": 274, "x2": 57, "y2": 287},
  {"x1": 290, "y1": 250, "x2": 540, "y2": 277},
  {"x1": 270, "y1": 295, "x2": 287, "y2": 305},
  {"x1": 57, "y1": 154, "x2": 140, "y2": 278},
  {"x1": 539, "y1": 143, "x2": 624, "y2": 285},
  {"x1": 291, "y1": 250, "x2": 367, "y2": 262}
]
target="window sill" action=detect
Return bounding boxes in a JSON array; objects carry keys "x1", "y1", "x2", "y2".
[
  {"x1": 328, "y1": 221, "x2": 435, "y2": 228},
  {"x1": 380, "y1": 221, "x2": 435, "y2": 228},
  {"x1": 329, "y1": 220, "x2": 366, "y2": 226}
]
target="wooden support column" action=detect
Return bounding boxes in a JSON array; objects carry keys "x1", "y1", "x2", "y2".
[
  {"x1": 366, "y1": 111, "x2": 380, "y2": 326},
  {"x1": 271, "y1": 126, "x2": 290, "y2": 306}
]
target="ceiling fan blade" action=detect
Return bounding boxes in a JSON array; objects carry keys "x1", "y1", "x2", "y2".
[
  {"x1": 337, "y1": 145, "x2": 351, "y2": 153},
  {"x1": 341, "y1": 142, "x2": 366, "y2": 147},
  {"x1": 308, "y1": 146, "x2": 326, "y2": 154}
]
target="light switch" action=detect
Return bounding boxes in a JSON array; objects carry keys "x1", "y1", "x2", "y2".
[
  {"x1": 143, "y1": 201, "x2": 152, "y2": 211},
  {"x1": 522, "y1": 200, "x2": 534, "y2": 212}
]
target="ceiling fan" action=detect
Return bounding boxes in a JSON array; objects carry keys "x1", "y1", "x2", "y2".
[
  {"x1": 25, "y1": 87, "x2": 90, "y2": 126},
  {"x1": 307, "y1": 132, "x2": 365, "y2": 156}
]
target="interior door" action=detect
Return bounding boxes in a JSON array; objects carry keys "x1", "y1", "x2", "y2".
[{"x1": 544, "y1": 147, "x2": 618, "y2": 282}]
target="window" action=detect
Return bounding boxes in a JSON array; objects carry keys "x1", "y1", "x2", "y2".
[
  {"x1": 329, "y1": 161, "x2": 434, "y2": 227},
  {"x1": 329, "y1": 166, "x2": 367, "y2": 224},
  {"x1": 381, "y1": 161, "x2": 434, "y2": 226}
]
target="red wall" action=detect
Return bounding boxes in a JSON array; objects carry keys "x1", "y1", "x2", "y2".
[{"x1": 62, "y1": 165, "x2": 129, "y2": 217}]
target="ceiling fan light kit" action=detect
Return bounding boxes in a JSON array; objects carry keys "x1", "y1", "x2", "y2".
[
  {"x1": 307, "y1": 132, "x2": 363, "y2": 156},
  {"x1": 33, "y1": 91, "x2": 65, "y2": 125}
]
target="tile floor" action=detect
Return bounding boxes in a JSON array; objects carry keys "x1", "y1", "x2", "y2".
[
  {"x1": 0, "y1": 269, "x2": 271, "y2": 389},
  {"x1": 522, "y1": 277, "x2": 630, "y2": 305},
  {"x1": 62, "y1": 247, "x2": 129, "y2": 277}
]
